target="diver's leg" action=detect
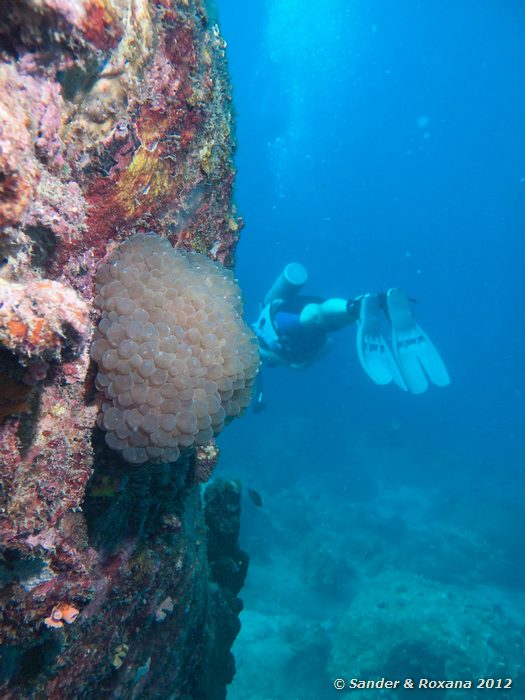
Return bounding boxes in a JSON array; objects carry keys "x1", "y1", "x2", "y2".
[{"x1": 299, "y1": 298, "x2": 360, "y2": 332}]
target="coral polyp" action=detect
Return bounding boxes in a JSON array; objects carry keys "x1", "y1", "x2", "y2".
[{"x1": 92, "y1": 233, "x2": 259, "y2": 464}]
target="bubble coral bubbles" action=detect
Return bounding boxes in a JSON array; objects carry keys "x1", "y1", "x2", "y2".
[{"x1": 91, "y1": 233, "x2": 260, "y2": 464}]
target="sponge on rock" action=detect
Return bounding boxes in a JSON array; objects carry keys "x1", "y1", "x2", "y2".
[{"x1": 91, "y1": 233, "x2": 260, "y2": 464}]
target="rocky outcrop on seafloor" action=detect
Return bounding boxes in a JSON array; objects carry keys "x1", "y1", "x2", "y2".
[
  {"x1": 329, "y1": 570, "x2": 525, "y2": 699},
  {"x1": 0, "y1": 1, "x2": 250, "y2": 697}
]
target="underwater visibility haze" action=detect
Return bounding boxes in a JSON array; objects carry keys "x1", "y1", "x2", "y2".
[
  {"x1": 216, "y1": 0, "x2": 525, "y2": 698},
  {"x1": 0, "y1": 0, "x2": 523, "y2": 698}
]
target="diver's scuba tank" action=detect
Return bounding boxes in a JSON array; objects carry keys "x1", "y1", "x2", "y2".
[{"x1": 263, "y1": 263, "x2": 308, "y2": 306}]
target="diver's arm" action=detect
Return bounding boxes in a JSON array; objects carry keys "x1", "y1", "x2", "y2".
[
  {"x1": 259, "y1": 346, "x2": 288, "y2": 367},
  {"x1": 289, "y1": 337, "x2": 334, "y2": 369}
]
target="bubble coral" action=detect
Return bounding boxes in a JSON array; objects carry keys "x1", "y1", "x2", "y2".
[{"x1": 91, "y1": 233, "x2": 259, "y2": 464}]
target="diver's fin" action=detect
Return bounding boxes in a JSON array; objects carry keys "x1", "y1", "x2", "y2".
[
  {"x1": 387, "y1": 288, "x2": 450, "y2": 394},
  {"x1": 356, "y1": 294, "x2": 408, "y2": 390}
]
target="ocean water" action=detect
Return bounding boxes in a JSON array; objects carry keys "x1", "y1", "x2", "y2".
[{"x1": 214, "y1": 1, "x2": 525, "y2": 698}]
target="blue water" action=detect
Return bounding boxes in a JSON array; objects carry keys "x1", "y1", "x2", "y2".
[{"x1": 214, "y1": 1, "x2": 525, "y2": 697}]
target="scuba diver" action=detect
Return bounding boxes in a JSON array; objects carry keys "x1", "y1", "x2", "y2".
[{"x1": 252, "y1": 263, "x2": 450, "y2": 411}]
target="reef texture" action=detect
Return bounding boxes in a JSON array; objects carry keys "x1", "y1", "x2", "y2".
[
  {"x1": 0, "y1": 1, "x2": 249, "y2": 697},
  {"x1": 329, "y1": 570, "x2": 525, "y2": 699}
]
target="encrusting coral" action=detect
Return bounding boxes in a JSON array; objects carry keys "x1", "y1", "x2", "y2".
[
  {"x1": 0, "y1": 372, "x2": 33, "y2": 420},
  {"x1": 44, "y1": 602, "x2": 80, "y2": 629},
  {"x1": 0, "y1": 278, "x2": 90, "y2": 362},
  {"x1": 0, "y1": 1, "x2": 253, "y2": 696},
  {"x1": 193, "y1": 440, "x2": 220, "y2": 483},
  {"x1": 91, "y1": 232, "x2": 260, "y2": 463}
]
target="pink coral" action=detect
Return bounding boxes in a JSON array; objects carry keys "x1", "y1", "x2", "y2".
[
  {"x1": 0, "y1": 67, "x2": 39, "y2": 229},
  {"x1": 0, "y1": 1, "x2": 247, "y2": 697},
  {"x1": 0, "y1": 278, "x2": 90, "y2": 362}
]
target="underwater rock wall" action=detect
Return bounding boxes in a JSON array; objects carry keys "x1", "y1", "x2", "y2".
[{"x1": 0, "y1": 1, "x2": 247, "y2": 697}]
